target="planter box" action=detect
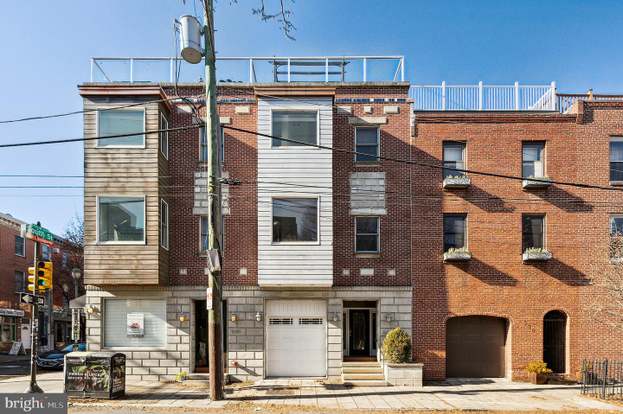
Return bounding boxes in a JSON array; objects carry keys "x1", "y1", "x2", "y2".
[
  {"x1": 522, "y1": 250, "x2": 552, "y2": 262},
  {"x1": 529, "y1": 372, "x2": 549, "y2": 385},
  {"x1": 522, "y1": 177, "x2": 552, "y2": 189},
  {"x1": 443, "y1": 176, "x2": 471, "y2": 189},
  {"x1": 443, "y1": 250, "x2": 472, "y2": 262},
  {"x1": 383, "y1": 362, "x2": 424, "y2": 387}
]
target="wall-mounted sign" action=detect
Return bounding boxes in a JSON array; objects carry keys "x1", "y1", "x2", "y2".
[
  {"x1": 126, "y1": 313, "x2": 144, "y2": 337},
  {"x1": 0, "y1": 308, "x2": 25, "y2": 317},
  {"x1": 206, "y1": 288, "x2": 213, "y2": 310}
]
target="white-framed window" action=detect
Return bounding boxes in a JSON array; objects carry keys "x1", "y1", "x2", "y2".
[
  {"x1": 522, "y1": 214, "x2": 545, "y2": 251},
  {"x1": 355, "y1": 216, "x2": 380, "y2": 253},
  {"x1": 14, "y1": 236, "x2": 25, "y2": 257},
  {"x1": 97, "y1": 196, "x2": 145, "y2": 243},
  {"x1": 522, "y1": 142, "x2": 545, "y2": 178},
  {"x1": 159, "y1": 113, "x2": 169, "y2": 159},
  {"x1": 271, "y1": 110, "x2": 318, "y2": 147},
  {"x1": 103, "y1": 298, "x2": 167, "y2": 349},
  {"x1": 200, "y1": 216, "x2": 209, "y2": 252},
  {"x1": 96, "y1": 109, "x2": 145, "y2": 148},
  {"x1": 443, "y1": 214, "x2": 467, "y2": 252},
  {"x1": 355, "y1": 127, "x2": 380, "y2": 163},
  {"x1": 272, "y1": 197, "x2": 319, "y2": 243},
  {"x1": 41, "y1": 244, "x2": 51, "y2": 260},
  {"x1": 443, "y1": 142, "x2": 466, "y2": 178},
  {"x1": 610, "y1": 137, "x2": 623, "y2": 182},
  {"x1": 160, "y1": 199, "x2": 169, "y2": 250}
]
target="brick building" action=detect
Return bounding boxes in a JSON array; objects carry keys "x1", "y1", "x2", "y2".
[{"x1": 80, "y1": 56, "x2": 622, "y2": 383}]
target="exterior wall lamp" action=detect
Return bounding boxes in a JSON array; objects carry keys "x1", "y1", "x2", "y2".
[
  {"x1": 230, "y1": 313, "x2": 238, "y2": 323},
  {"x1": 385, "y1": 313, "x2": 394, "y2": 323},
  {"x1": 255, "y1": 312, "x2": 263, "y2": 322}
]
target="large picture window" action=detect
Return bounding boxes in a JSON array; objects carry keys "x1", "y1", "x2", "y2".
[
  {"x1": 103, "y1": 299, "x2": 167, "y2": 348},
  {"x1": 443, "y1": 214, "x2": 467, "y2": 252},
  {"x1": 97, "y1": 109, "x2": 145, "y2": 147},
  {"x1": 355, "y1": 216, "x2": 380, "y2": 253},
  {"x1": 355, "y1": 127, "x2": 379, "y2": 162},
  {"x1": 98, "y1": 196, "x2": 145, "y2": 243},
  {"x1": 272, "y1": 197, "x2": 318, "y2": 242},
  {"x1": 522, "y1": 214, "x2": 545, "y2": 251},
  {"x1": 271, "y1": 110, "x2": 317, "y2": 147}
]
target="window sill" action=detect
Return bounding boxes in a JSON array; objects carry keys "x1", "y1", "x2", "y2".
[
  {"x1": 96, "y1": 241, "x2": 146, "y2": 246},
  {"x1": 443, "y1": 176, "x2": 471, "y2": 189},
  {"x1": 610, "y1": 181, "x2": 623, "y2": 186},
  {"x1": 522, "y1": 250, "x2": 552, "y2": 262},
  {"x1": 610, "y1": 257, "x2": 623, "y2": 264},
  {"x1": 355, "y1": 253, "x2": 380, "y2": 258},
  {"x1": 355, "y1": 162, "x2": 381, "y2": 167},
  {"x1": 443, "y1": 251, "x2": 472, "y2": 262},
  {"x1": 522, "y1": 177, "x2": 552, "y2": 189},
  {"x1": 271, "y1": 241, "x2": 321, "y2": 246}
]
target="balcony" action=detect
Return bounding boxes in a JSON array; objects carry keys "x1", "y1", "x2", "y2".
[
  {"x1": 443, "y1": 248, "x2": 472, "y2": 262},
  {"x1": 522, "y1": 248, "x2": 552, "y2": 262},
  {"x1": 522, "y1": 176, "x2": 552, "y2": 189},
  {"x1": 443, "y1": 175, "x2": 471, "y2": 189},
  {"x1": 90, "y1": 55, "x2": 405, "y2": 84}
]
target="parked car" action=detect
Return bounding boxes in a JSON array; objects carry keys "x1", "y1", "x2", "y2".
[{"x1": 36, "y1": 343, "x2": 86, "y2": 370}]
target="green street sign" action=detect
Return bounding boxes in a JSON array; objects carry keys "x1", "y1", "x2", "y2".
[{"x1": 22, "y1": 223, "x2": 55, "y2": 242}]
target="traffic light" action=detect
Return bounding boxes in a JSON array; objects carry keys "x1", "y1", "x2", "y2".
[{"x1": 27, "y1": 261, "x2": 53, "y2": 293}]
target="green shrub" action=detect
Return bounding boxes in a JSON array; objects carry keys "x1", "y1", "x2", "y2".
[
  {"x1": 526, "y1": 360, "x2": 552, "y2": 375},
  {"x1": 382, "y1": 327, "x2": 412, "y2": 363}
]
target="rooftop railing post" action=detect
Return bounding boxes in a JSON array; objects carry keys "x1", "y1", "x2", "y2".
[
  {"x1": 515, "y1": 81, "x2": 520, "y2": 110},
  {"x1": 441, "y1": 81, "x2": 446, "y2": 111},
  {"x1": 130, "y1": 58, "x2": 134, "y2": 83},
  {"x1": 170, "y1": 58, "x2": 174, "y2": 83},
  {"x1": 551, "y1": 81, "x2": 557, "y2": 111},
  {"x1": 478, "y1": 81, "x2": 483, "y2": 110},
  {"x1": 90, "y1": 58, "x2": 94, "y2": 82},
  {"x1": 287, "y1": 58, "x2": 291, "y2": 83},
  {"x1": 249, "y1": 58, "x2": 253, "y2": 83},
  {"x1": 363, "y1": 57, "x2": 367, "y2": 82},
  {"x1": 401, "y1": 57, "x2": 405, "y2": 82},
  {"x1": 325, "y1": 58, "x2": 329, "y2": 82}
]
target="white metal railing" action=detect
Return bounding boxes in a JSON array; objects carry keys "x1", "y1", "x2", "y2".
[
  {"x1": 90, "y1": 56, "x2": 405, "y2": 84},
  {"x1": 410, "y1": 81, "x2": 557, "y2": 111}
]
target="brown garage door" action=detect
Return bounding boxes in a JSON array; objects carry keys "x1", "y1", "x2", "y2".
[{"x1": 446, "y1": 316, "x2": 507, "y2": 378}]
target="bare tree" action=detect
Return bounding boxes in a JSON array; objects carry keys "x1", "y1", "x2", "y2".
[
  {"x1": 252, "y1": 0, "x2": 296, "y2": 40},
  {"x1": 62, "y1": 214, "x2": 85, "y2": 296}
]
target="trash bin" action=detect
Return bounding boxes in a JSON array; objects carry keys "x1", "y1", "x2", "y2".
[{"x1": 64, "y1": 351, "x2": 126, "y2": 399}]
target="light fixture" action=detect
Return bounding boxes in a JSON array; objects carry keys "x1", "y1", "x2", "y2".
[
  {"x1": 179, "y1": 314, "x2": 188, "y2": 323},
  {"x1": 255, "y1": 312, "x2": 263, "y2": 322},
  {"x1": 230, "y1": 314, "x2": 238, "y2": 323},
  {"x1": 385, "y1": 313, "x2": 394, "y2": 323},
  {"x1": 85, "y1": 305, "x2": 99, "y2": 315},
  {"x1": 331, "y1": 312, "x2": 340, "y2": 322}
]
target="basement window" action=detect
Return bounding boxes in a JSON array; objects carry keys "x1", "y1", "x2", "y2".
[
  {"x1": 271, "y1": 110, "x2": 318, "y2": 147},
  {"x1": 97, "y1": 109, "x2": 145, "y2": 147}
]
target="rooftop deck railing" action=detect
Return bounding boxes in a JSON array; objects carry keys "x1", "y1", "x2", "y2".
[
  {"x1": 557, "y1": 93, "x2": 623, "y2": 113},
  {"x1": 90, "y1": 56, "x2": 405, "y2": 84},
  {"x1": 410, "y1": 82, "x2": 557, "y2": 111}
]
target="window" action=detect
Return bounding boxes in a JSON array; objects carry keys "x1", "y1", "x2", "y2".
[
  {"x1": 159, "y1": 113, "x2": 169, "y2": 159},
  {"x1": 41, "y1": 244, "x2": 50, "y2": 260},
  {"x1": 199, "y1": 127, "x2": 208, "y2": 161},
  {"x1": 62, "y1": 252, "x2": 68, "y2": 268},
  {"x1": 522, "y1": 214, "x2": 545, "y2": 251},
  {"x1": 272, "y1": 197, "x2": 318, "y2": 242},
  {"x1": 443, "y1": 214, "x2": 467, "y2": 251},
  {"x1": 160, "y1": 199, "x2": 169, "y2": 250},
  {"x1": 522, "y1": 142, "x2": 545, "y2": 178},
  {"x1": 443, "y1": 142, "x2": 466, "y2": 178},
  {"x1": 355, "y1": 216, "x2": 380, "y2": 253},
  {"x1": 0, "y1": 316, "x2": 18, "y2": 343},
  {"x1": 15, "y1": 271, "x2": 25, "y2": 293},
  {"x1": 98, "y1": 196, "x2": 145, "y2": 243},
  {"x1": 14, "y1": 236, "x2": 25, "y2": 256},
  {"x1": 103, "y1": 299, "x2": 167, "y2": 348},
  {"x1": 271, "y1": 110, "x2": 318, "y2": 147},
  {"x1": 97, "y1": 109, "x2": 145, "y2": 147},
  {"x1": 610, "y1": 137, "x2": 623, "y2": 182},
  {"x1": 200, "y1": 216, "x2": 209, "y2": 251},
  {"x1": 610, "y1": 215, "x2": 623, "y2": 258},
  {"x1": 355, "y1": 127, "x2": 379, "y2": 162}
]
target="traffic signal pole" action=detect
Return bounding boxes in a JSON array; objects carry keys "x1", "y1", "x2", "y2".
[
  {"x1": 203, "y1": 0, "x2": 224, "y2": 401},
  {"x1": 25, "y1": 240, "x2": 43, "y2": 394}
]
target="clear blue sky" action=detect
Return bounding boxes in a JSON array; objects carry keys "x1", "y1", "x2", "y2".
[{"x1": 1, "y1": 0, "x2": 622, "y2": 234}]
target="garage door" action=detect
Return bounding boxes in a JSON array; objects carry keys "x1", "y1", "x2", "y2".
[
  {"x1": 266, "y1": 300, "x2": 326, "y2": 377},
  {"x1": 446, "y1": 316, "x2": 507, "y2": 378}
]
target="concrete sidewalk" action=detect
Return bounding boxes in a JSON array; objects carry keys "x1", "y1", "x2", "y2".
[{"x1": 0, "y1": 373, "x2": 620, "y2": 411}]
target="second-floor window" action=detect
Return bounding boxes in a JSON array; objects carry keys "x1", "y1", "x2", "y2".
[
  {"x1": 355, "y1": 216, "x2": 380, "y2": 253},
  {"x1": 443, "y1": 214, "x2": 467, "y2": 252},
  {"x1": 200, "y1": 216, "x2": 209, "y2": 251},
  {"x1": 199, "y1": 127, "x2": 208, "y2": 161},
  {"x1": 355, "y1": 127, "x2": 379, "y2": 162},
  {"x1": 522, "y1": 214, "x2": 545, "y2": 251},
  {"x1": 610, "y1": 137, "x2": 623, "y2": 182},
  {"x1": 443, "y1": 142, "x2": 466, "y2": 178},
  {"x1": 15, "y1": 270, "x2": 25, "y2": 292},
  {"x1": 15, "y1": 236, "x2": 25, "y2": 256},
  {"x1": 97, "y1": 109, "x2": 145, "y2": 147},
  {"x1": 271, "y1": 110, "x2": 318, "y2": 147},
  {"x1": 272, "y1": 197, "x2": 318, "y2": 243},
  {"x1": 159, "y1": 113, "x2": 169, "y2": 159},
  {"x1": 98, "y1": 196, "x2": 145, "y2": 243},
  {"x1": 160, "y1": 199, "x2": 169, "y2": 250},
  {"x1": 522, "y1": 142, "x2": 545, "y2": 178},
  {"x1": 41, "y1": 244, "x2": 50, "y2": 260}
]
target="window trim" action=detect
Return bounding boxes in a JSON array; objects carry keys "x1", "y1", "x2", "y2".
[
  {"x1": 609, "y1": 136, "x2": 623, "y2": 184},
  {"x1": 354, "y1": 126, "x2": 380, "y2": 164},
  {"x1": 95, "y1": 107, "x2": 147, "y2": 149},
  {"x1": 270, "y1": 195, "x2": 321, "y2": 245},
  {"x1": 522, "y1": 213, "x2": 546, "y2": 252},
  {"x1": 199, "y1": 215, "x2": 208, "y2": 253},
  {"x1": 354, "y1": 216, "x2": 380, "y2": 254},
  {"x1": 269, "y1": 108, "x2": 320, "y2": 149},
  {"x1": 160, "y1": 199, "x2": 169, "y2": 250},
  {"x1": 522, "y1": 141, "x2": 546, "y2": 178},
  {"x1": 159, "y1": 112, "x2": 169, "y2": 159},
  {"x1": 14, "y1": 235, "x2": 25, "y2": 257},
  {"x1": 443, "y1": 213, "x2": 468, "y2": 252},
  {"x1": 610, "y1": 214, "x2": 623, "y2": 236},
  {"x1": 442, "y1": 141, "x2": 467, "y2": 178},
  {"x1": 96, "y1": 194, "x2": 147, "y2": 245}
]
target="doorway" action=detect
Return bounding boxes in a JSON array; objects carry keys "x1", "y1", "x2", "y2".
[
  {"x1": 543, "y1": 310, "x2": 567, "y2": 374},
  {"x1": 343, "y1": 301, "x2": 377, "y2": 359},
  {"x1": 194, "y1": 300, "x2": 209, "y2": 372}
]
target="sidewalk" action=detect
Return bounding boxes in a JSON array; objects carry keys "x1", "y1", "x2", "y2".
[{"x1": 0, "y1": 373, "x2": 621, "y2": 411}]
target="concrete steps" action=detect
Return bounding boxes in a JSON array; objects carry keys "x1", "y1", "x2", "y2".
[{"x1": 342, "y1": 361, "x2": 387, "y2": 387}]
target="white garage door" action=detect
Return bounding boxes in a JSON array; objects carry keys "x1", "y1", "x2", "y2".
[{"x1": 265, "y1": 300, "x2": 327, "y2": 377}]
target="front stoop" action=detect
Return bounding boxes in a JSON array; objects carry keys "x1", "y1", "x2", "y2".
[{"x1": 342, "y1": 361, "x2": 387, "y2": 387}]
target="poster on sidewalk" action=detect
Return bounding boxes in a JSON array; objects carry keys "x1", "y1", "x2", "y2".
[{"x1": 126, "y1": 313, "x2": 144, "y2": 337}]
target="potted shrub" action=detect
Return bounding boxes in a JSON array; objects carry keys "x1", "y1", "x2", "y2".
[
  {"x1": 381, "y1": 327, "x2": 423, "y2": 387},
  {"x1": 522, "y1": 247, "x2": 552, "y2": 261},
  {"x1": 526, "y1": 360, "x2": 552, "y2": 384},
  {"x1": 443, "y1": 247, "x2": 472, "y2": 262}
]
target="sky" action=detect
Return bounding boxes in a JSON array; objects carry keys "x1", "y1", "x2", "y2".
[{"x1": 1, "y1": 0, "x2": 622, "y2": 234}]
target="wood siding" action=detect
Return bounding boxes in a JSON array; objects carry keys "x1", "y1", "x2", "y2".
[
  {"x1": 257, "y1": 97, "x2": 334, "y2": 287},
  {"x1": 83, "y1": 96, "x2": 167, "y2": 286}
]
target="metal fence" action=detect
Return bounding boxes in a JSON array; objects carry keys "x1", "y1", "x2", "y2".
[
  {"x1": 558, "y1": 93, "x2": 623, "y2": 113},
  {"x1": 581, "y1": 359, "x2": 623, "y2": 400}
]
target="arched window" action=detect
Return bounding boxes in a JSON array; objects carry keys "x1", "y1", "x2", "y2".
[{"x1": 543, "y1": 310, "x2": 567, "y2": 374}]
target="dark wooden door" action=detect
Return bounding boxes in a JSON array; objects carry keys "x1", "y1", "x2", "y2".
[
  {"x1": 349, "y1": 310, "x2": 370, "y2": 356},
  {"x1": 195, "y1": 300, "x2": 209, "y2": 372},
  {"x1": 543, "y1": 311, "x2": 566, "y2": 373},
  {"x1": 446, "y1": 316, "x2": 506, "y2": 378}
]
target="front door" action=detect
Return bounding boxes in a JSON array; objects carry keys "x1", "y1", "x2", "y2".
[
  {"x1": 195, "y1": 300, "x2": 209, "y2": 372},
  {"x1": 349, "y1": 310, "x2": 370, "y2": 356}
]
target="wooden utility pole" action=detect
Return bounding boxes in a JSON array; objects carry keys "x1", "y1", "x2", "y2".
[{"x1": 203, "y1": 0, "x2": 224, "y2": 401}]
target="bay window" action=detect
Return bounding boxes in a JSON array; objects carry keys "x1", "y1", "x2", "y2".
[{"x1": 98, "y1": 196, "x2": 145, "y2": 243}]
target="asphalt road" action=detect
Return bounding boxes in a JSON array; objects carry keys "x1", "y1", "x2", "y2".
[{"x1": 0, "y1": 355, "x2": 60, "y2": 377}]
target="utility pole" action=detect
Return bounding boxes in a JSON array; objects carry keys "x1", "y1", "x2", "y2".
[
  {"x1": 203, "y1": 0, "x2": 224, "y2": 401},
  {"x1": 25, "y1": 240, "x2": 43, "y2": 393}
]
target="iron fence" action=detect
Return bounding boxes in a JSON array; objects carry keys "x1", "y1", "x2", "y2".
[{"x1": 581, "y1": 359, "x2": 623, "y2": 400}]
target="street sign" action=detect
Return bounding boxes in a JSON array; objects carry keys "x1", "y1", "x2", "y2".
[
  {"x1": 206, "y1": 287, "x2": 213, "y2": 310},
  {"x1": 21, "y1": 223, "x2": 55, "y2": 245},
  {"x1": 20, "y1": 293, "x2": 45, "y2": 306}
]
